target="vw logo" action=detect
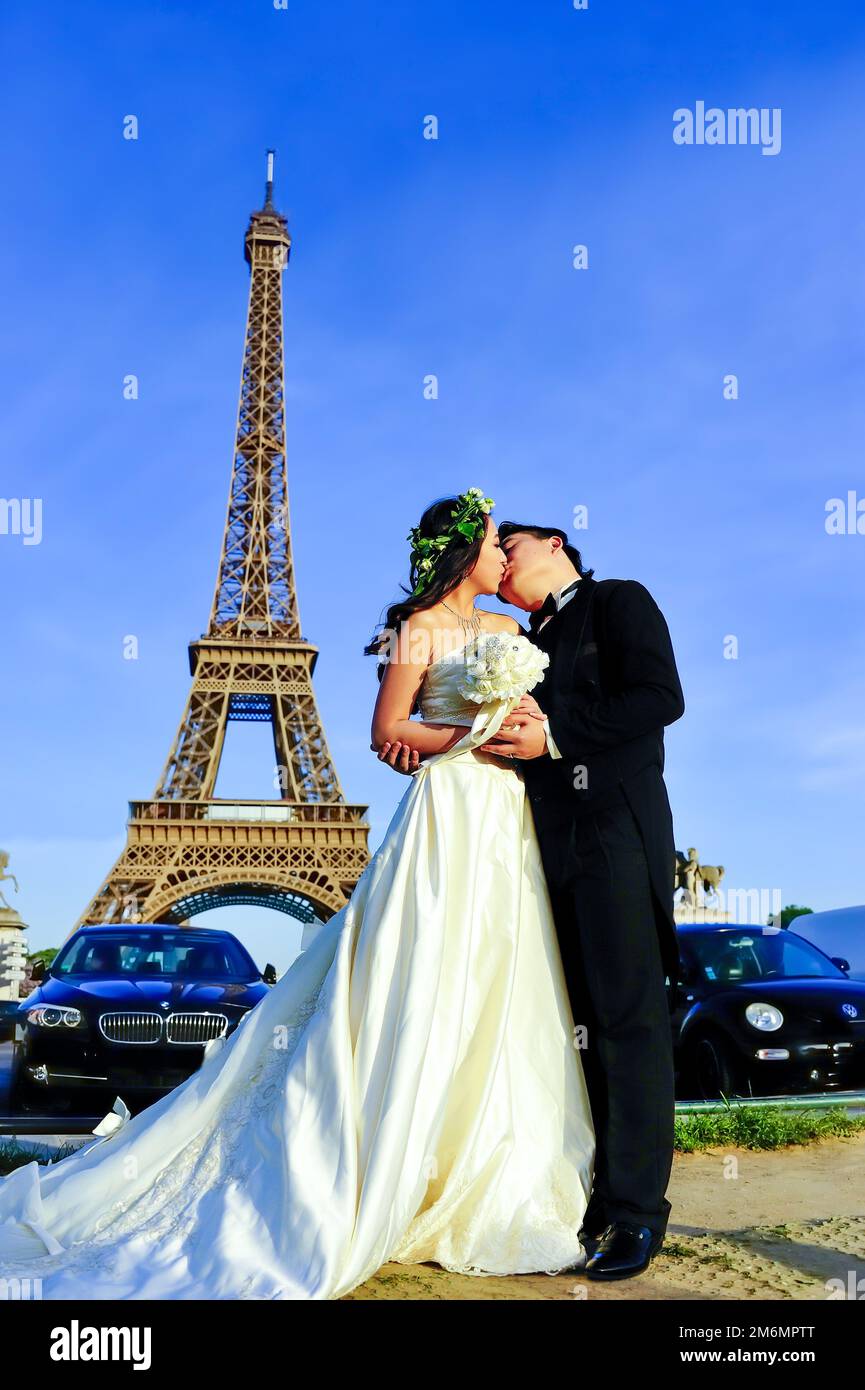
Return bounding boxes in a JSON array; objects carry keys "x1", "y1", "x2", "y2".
[{"x1": 841, "y1": 1003, "x2": 858, "y2": 1018}]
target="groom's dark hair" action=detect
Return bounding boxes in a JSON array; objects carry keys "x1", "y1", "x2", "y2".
[{"x1": 496, "y1": 521, "x2": 594, "y2": 580}]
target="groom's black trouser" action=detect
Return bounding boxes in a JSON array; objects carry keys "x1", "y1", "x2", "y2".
[{"x1": 545, "y1": 794, "x2": 675, "y2": 1239}]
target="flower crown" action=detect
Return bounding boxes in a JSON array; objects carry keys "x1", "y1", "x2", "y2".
[{"x1": 407, "y1": 488, "x2": 495, "y2": 596}]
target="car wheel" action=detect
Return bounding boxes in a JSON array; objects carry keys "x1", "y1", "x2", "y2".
[{"x1": 691, "y1": 1032, "x2": 745, "y2": 1100}]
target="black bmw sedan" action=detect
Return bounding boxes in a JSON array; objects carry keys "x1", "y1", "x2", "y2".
[
  {"x1": 9, "y1": 925, "x2": 278, "y2": 1115},
  {"x1": 671, "y1": 924, "x2": 865, "y2": 1099}
]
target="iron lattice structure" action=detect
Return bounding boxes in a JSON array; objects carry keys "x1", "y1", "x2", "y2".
[{"x1": 75, "y1": 155, "x2": 370, "y2": 931}]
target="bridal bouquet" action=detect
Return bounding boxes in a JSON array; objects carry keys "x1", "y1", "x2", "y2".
[{"x1": 457, "y1": 632, "x2": 550, "y2": 705}]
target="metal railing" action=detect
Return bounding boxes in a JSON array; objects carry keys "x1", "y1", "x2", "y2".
[
  {"x1": 4, "y1": 1090, "x2": 864, "y2": 1137},
  {"x1": 676, "y1": 1089, "x2": 865, "y2": 1114},
  {"x1": 128, "y1": 800, "x2": 368, "y2": 825}
]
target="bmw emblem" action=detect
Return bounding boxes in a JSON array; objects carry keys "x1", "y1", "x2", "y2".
[
  {"x1": 160, "y1": 1002, "x2": 170, "y2": 1011},
  {"x1": 841, "y1": 1003, "x2": 858, "y2": 1019}
]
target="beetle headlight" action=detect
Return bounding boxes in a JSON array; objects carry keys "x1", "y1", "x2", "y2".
[
  {"x1": 745, "y1": 1002, "x2": 783, "y2": 1032},
  {"x1": 26, "y1": 1005, "x2": 83, "y2": 1028}
]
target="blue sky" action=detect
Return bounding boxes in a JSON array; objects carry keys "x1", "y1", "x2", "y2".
[{"x1": 1, "y1": 0, "x2": 864, "y2": 973}]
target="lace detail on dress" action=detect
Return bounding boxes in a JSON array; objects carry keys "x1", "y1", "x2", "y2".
[
  {"x1": 0, "y1": 969, "x2": 334, "y2": 1292},
  {"x1": 389, "y1": 1150, "x2": 587, "y2": 1279},
  {"x1": 417, "y1": 635, "x2": 487, "y2": 726}
]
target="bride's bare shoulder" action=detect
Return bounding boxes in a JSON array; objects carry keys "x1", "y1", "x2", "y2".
[{"x1": 399, "y1": 608, "x2": 440, "y2": 633}]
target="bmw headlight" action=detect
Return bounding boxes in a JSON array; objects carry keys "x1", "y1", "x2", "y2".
[
  {"x1": 26, "y1": 1005, "x2": 83, "y2": 1028},
  {"x1": 745, "y1": 1002, "x2": 783, "y2": 1032}
]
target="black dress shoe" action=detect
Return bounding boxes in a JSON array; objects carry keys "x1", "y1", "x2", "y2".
[
  {"x1": 583, "y1": 1221, "x2": 664, "y2": 1281},
  {"x1": 574, "y1": 1210, "x2": 610, "y2": 1264},
  {"x1": 578, "y1": 1210, "x2": 609, "y2": 1246}
]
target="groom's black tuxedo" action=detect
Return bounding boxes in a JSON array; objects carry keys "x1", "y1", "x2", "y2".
[
  {"x1": 522, "y1": 574, "x2": 684, "y2": 987},
  {"x1": 521, "y1": 573, "x2": 685, "y2": 1240}
]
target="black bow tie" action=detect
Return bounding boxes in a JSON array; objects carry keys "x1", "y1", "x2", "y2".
[{"x1": 528, "y1": 580, "x2": 580, "y2": 633}]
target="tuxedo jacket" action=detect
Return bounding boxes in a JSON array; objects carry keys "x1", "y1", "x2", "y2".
[{"x1": 521, "y1": 574, "x2": 685, "y2": 983}]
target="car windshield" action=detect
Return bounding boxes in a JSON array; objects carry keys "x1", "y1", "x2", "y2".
[
  {"x1": 53, "y1": 932, "x2": 258, "y2": 982},
  {"x1": 686, "y1": 930, "x2": 846, "y2": 984}
]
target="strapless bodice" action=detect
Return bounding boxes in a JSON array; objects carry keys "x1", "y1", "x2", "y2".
[{"x1": 417, "y1": 636, "x2": 487, "y2": 726}]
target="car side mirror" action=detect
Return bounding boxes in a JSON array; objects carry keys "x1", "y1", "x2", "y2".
[
  {"x1": 262, "y1": 962, "x2": 278, "y2": 985},
  {"x1": 30, "y1": 959, "x2": 46, "y2": 982},
  {"x1": 830, "y1": 957, "x2": 851, "y2": 974}
]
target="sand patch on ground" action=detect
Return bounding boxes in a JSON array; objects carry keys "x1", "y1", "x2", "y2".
[{"x1": 343, "y1": 1133, "x2": 865, "y2": 1300}]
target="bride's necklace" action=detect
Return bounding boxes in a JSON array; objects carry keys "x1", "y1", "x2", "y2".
[{"x1": 440, "y1": 599, "x2": 482, "y2": 642}]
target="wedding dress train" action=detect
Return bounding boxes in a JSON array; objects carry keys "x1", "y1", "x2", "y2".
[{"x1": 0, "y1": 635, "x2": 595, "y2": 1299}]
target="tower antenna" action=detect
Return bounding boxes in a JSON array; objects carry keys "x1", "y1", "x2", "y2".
[{"x1": 264, "y1": 148, "x2": 276, "y2": 210}]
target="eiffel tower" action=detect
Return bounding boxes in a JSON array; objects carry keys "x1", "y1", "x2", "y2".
[{"x1": 75, "y1": 153, "x2": 370, "y2": 932}]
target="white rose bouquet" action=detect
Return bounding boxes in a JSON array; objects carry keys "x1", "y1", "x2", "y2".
[
  {"x1": 457, "y1": 632, "x2": 550, "y2": 706},
  {"x1": 412, "y1": 632, "x2": 549, "y2": 773}
]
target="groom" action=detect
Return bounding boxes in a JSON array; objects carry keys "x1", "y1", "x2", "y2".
[
  {"x1": 377, "y1": 522, "x2": 685, "y2": 1281},
  {"x1": 491, "y1": 522, "x2": 684, "y2": 1280}
]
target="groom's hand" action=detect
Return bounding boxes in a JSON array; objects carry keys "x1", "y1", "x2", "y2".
[
  {"x1": 513, "y1": 694, "x2": 546, "y2": 721},
  {"x1": 373, "y1": 740, "x2": 421, "y2": 774},
  {"x1": 481, "y1": 717, "x2": 548, "y2": 760}
]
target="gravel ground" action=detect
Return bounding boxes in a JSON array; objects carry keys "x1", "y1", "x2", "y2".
[{"x1": 344, "y1": 1133, "x2": 865, "y2": 1300}]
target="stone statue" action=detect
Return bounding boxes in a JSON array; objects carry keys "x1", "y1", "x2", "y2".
[
  {"x1": 674, "y1": 848, "x2": 700, "y2": 905},
  {"x1": 699, "y1": 863, "x2": 725, "y2": 901},
  {"x1": 0, "y1": 848, "x2": 20, "y2": 911},
  {"x1": 674, "y1": 848, "x2": 725, "y2": 907}
]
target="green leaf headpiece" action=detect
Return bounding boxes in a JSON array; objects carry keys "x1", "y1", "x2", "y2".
[{"x1": 406, "y1": 488, "x2": 495, "y2": 597}]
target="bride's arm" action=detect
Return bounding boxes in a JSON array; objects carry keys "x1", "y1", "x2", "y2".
[{"x1": 370, "y1": 613, "x2": 471, "y2": 757}]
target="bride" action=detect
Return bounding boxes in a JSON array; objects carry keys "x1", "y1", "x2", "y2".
[{"x1": 0, "y1": 488, "x2": 595, "y2": 1300}]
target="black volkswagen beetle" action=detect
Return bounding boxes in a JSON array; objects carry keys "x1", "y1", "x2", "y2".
[
  {"x1": 9, "y1": 925, "x2": 278, "y2": 1115},
  {"x1": 671, "y1": 924, "x2": 865, "y2": 1099}
]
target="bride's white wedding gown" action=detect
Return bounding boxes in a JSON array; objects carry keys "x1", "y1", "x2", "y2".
[{"x1": 0, "y1": 635, "x2": 595, "y2": 1299}]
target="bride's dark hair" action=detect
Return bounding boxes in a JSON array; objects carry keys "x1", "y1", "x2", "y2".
[{"x1": 364, "y1": 495, "x2": 490, "y2": 680}]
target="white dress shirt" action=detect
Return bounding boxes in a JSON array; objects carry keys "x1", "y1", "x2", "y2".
[{"x1": 537, "y1": 578, "x2": 581, "y2": 759}]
